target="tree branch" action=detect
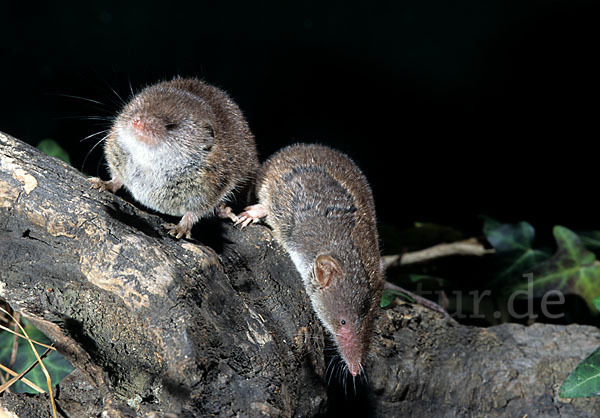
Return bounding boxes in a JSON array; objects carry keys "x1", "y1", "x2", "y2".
[
  {"x1": 1, "y1": 132, "x2": 598, "y2": 417},
  {"x1": 383, "y1": 237, "x2": 494, "y2": 268}
]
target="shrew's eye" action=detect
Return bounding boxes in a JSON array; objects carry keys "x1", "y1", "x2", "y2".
[
  {"x1": 165, "y1": 123, "x2": 178, "y2": 131},
  {"x1": 340, "y1": 319, "x2": 346, "y2": 326}
]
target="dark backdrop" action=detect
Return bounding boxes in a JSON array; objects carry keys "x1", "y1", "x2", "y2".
[{"x1": 1, "y1": 1, "x2": 597, "y2": 238}]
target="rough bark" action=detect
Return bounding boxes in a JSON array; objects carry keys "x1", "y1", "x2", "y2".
[{"x1": 0, "y1": 131, "x2": 599, "y2": 417}]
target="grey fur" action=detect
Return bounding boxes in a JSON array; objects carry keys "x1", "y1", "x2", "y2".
[
  {"x1": 242, "y1": 144, "x2": 383, "y2": 376},
  {"x1": 93, "y1": 77, "x2": 258, "y2": 238}
]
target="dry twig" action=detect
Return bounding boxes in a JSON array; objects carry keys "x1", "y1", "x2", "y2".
[{"x1": 383, "y1": 237, "x2": 494, "y2": 268}]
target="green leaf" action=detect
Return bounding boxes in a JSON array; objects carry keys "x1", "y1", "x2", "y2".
[
  {"x1": 408, "y1": 274, "x2": 449, "y2": 289},
  {"x1": 595, "y1": 296, "x2": 600, "y2": 312},
  {"x1": 380, "y1": 292, "x2": 394, "y2": 308},
  {"x1": 36, "y1": 139, "x2": 71, "y2": 164},
  {"x1": 514, "y1": 226, "x2": 600, "y2": 311},
  {"x1": 483, "y1": 218, "x2": 535, "y2": 253},
  {"x1": 380, "y1": 289, "x2": 414, "y2": 308},
  {"x1": 482, "y1": 218, "x2": 551, "y2": 280},
  {"x1": 410, "y1": 274, "x2": 440, "y2": 283},
  {"x1": 0, "y1": 318, "x2": 74, "y2": 393},
  {"x1": 561, "y1": 345, "x2": 600, "y2": 398},
  {"x1": 579, "y1": 231, "x2": 600, "y2": 250},
  {"x1": 495, "y1": 248, "x2": 551, "y2": 280}
]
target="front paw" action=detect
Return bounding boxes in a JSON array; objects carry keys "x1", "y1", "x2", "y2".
[
  {"x1": 234, "y1": 203, "x2": 268, "y2": 229},
  {"x1": 215, "y1": 203, "x2": 239, "y2": 223},
  {"x1": 163, "y1": 222, "x2": 192, "y2": 240},
  {"x1": 88, "y1": 177, "x2": 123, "y2": 194}
]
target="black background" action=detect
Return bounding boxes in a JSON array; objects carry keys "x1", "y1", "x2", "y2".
[{"x1": 1, "y1": 1, "x2": 597, "y2": 240}]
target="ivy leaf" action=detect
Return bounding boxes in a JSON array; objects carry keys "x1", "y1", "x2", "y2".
[
  {"x1": 36, "y1": 139, "x2": 71, "y2": 165},
  {"x1": 380, "y1": 289, "x2": 414, "y2": 308},
  {"x1": 561, "y1": 345, "x2": 600, "y2": 398},
  {"x1": 410, "y1": 274, "x2": 438, "y2": 282},
  {"x1": 409, "y1": 274, "x2": 446, "y2": 283},
  {"x1": 0, "y1": 318, "x2": 74, "y2": 393},
  {"x1": 483, "y1": 218, "x2": 535, "y2": 252},
  {"x1": 515, "y1": 226, "x2": 600, "y2": 311},
  {"x1": 482, "y1": 218, "x2": 551, "y2": 280},
  {"x1": 579, "y1": 231, "x2": 600, "y2": 250},
  {"x1": 408, "y1": 274, "x2": 449, "y2": 292},
  {"x1": 495, "y1": 248, "x2": 551, "y2": 281}
]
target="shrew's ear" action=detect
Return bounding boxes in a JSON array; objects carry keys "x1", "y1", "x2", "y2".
[{"x1": 314, "y1": 254, "x2": 342, "y2": 288}]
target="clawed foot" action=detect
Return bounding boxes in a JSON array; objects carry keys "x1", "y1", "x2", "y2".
[
  {"x1": 163, "y1": 222, "x2": 192, "y2": 239},
  {"x1": 215, "y1": 203, "x2": 239, "y2": 223},
  {"x1": 234, "y1": 203, "x2": 268, "y2": 228},
  {"x1": 88, "y1": 177, "x2": 123, "y2": 194},
  {"x1": 164, "y1": 211, "x2": 198, "y2": 239}
]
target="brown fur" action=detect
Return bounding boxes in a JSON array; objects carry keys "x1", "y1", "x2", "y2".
[
  {"x1": 97, "y1": 77, "x2": 258, "y2": 238},
  {"x1": 251, "y1": 143, "x2": 383, "y2": 376}
]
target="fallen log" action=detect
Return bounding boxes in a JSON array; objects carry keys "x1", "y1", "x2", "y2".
[{"x1": 1, "y1": 132, "x2": 598, "y2": 417}]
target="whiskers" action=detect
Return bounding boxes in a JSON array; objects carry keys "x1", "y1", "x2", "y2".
[
  {"x1": 104, "y1": 81, "x2": 127, "y2": 109},
  {"x1": 326, "y1": 354, "x2": 344, "y2": 387},
  {"x1": 81, "y1": 130, "x2": 110, "y2": 174},
  {"x1": 358, "y1": 363, "x2": 368, "y2": 385},
  {"x1": 81, "y1": 129, "x2": 110, "y2": 143},
  {"x1": 51, "y1": 93, "x2": 108, "y2": 107},
  {"x1": 49, "y1": 76, "x2": 138, "y2": 175},
  {"x1": 324, "y1": 352, "x2": 368, "y2": 398},
  {"x1": 51, "y1": 92, "x2": 115, "y2": 173}
]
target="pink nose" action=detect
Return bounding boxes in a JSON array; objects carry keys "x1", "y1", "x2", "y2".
[
  {"x1": 132, "y1": 117, "x2": 144, "y2": 131},
  {"x1": 337, "y1": 327, "x2": 363, "y2": 377},
  {"x1": 349, "y1": 362, "x2": 361, "y2": 377}
]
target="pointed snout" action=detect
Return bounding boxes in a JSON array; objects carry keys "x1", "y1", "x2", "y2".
[
  {"x1": 348, "y1": 361, "x2": 361, "y2": 377},
  {"x1": 336, "y1": 326, "x2": 363, "y2": 377}
]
